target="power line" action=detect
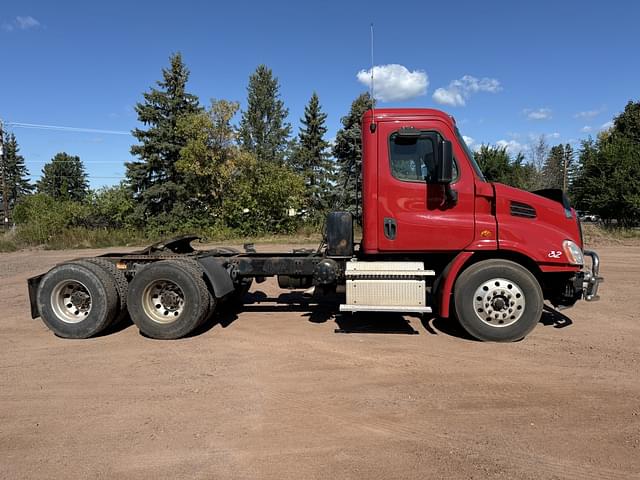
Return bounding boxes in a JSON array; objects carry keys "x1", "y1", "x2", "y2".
[
  {"x1": 6, "y1": 121, "x2": 131, "y2": 136},
  {"x1": 26, "y1": 174, "x2": 126, "y2": 179},
  {"x1": 27, "y1": 160, "x2": 128, "y2": 164}
]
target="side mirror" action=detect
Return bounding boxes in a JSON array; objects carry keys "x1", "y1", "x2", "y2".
[{"x1": 436, "y1": 140, "x2": 454, "y2": 184}]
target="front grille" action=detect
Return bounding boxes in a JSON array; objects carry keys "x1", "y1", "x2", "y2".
[{"x1": 510, "y1": 201, "x2": 536, "y2": 219}]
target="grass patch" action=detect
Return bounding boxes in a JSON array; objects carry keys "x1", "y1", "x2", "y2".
[
  {"x1": 582, "y1": 223, "x2": 640, "y2": 247},
  {"x1": 10, "y1": 222, "x2": 635, "y2": 252},
  {"x1": 0, "y1": 234, "x2": 18, "y2": 252},
  {"x1": 3, "y1": 224, "x2": 325, "y2": 251}
]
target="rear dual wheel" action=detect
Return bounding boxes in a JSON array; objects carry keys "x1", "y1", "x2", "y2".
[
  {"x1": 37, "y1": 260, "x2": 120, "y2": 339},
  {"x1": 127, "y1": 260, "x2": 213, "y2": 340}
]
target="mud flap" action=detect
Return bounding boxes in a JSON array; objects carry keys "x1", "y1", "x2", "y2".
[{"x1": 27, "y1": 274, "x2": 44, "y2": 319}]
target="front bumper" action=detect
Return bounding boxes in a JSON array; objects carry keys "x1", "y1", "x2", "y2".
[{"x1": 582, "y1": 249, "x2": 603, "y2": 301}]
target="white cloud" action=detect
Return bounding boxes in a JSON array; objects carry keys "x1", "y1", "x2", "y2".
[
  {"x1": 524, "y1": 108, "x2": 552, "y2": 120},
  {"x1": 356, "y1": 64, "x2": 428, "y2": 102},
  {"x1": 432, "y1": 75, "x2": 502, "y2": 107},
  {"x1": 581, "y1": 125, "x2": 593, "y2": 133},
  {"x1": 463, "y1": 136, "x2": 483, "y2": 152},
  {"x1": 2, "y1": 15, "x2": 40, "y2": 31},
  {"x1": 549, "y1": 132, "x2": 560, "y2": 139},
  {"x1": 574, "y1": 107, "x2": 605, "y2": 119},
  {"x1": 433, "y1": 88, "x2": 464, "y2": 107},
  {"x1": 16, "y1": 16, "x2": 40, "y2": 29},
  {"x1": 600, "y1": 121, "x2": 613, "y2": 131},
  {"x1": 496, "y1": 139, "x2": 525, "y2": 155}
]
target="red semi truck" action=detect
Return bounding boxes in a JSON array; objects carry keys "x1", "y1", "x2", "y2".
[{"x1": 27, "y1": 108, "x2": 602, "y2": 342}]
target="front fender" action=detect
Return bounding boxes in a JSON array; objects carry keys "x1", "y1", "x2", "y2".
[{"x1": 435, "y1": 251, "x2": 474, "y2": 318}]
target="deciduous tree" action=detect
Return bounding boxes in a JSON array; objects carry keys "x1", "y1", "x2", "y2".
[
  {"x1": 572, "y1": 101, "x2": 640, "y2": 226},
  {"x1": 177, "y1": 99, "x2": 254, "y2": 215}
]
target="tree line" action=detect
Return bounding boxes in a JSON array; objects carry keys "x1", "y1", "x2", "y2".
[
  {"x1": 473, "y1": 100, "x2": 640, "y2": 226},
  {"x1": 1, "y1": 52, "x2": 639, "y2": 247},
  {"x1": 2, "y1": 53, "x2": 373, "y2": 242}
]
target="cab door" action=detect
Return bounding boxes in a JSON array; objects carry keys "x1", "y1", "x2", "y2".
[{"x1": 376, "y1": 118, "x2": 475, "y2": 252}]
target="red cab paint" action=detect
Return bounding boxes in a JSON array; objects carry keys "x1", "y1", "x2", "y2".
[{"x1": 362, "y1": 108, "x2": 581, "y2": 271}]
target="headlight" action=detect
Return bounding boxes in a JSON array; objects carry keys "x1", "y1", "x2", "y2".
[{"x1": 563, "y1": 240, "x2": 584, "y2": 266}]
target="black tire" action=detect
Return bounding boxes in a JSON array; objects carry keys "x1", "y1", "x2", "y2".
[
  {"x1": 453, "y1": 259, "x2": 543, "y2": 342},
  {"x1": 36, "y1": 261, "x2": 119, "y2": 339},
  {"x1": 83, "y1": 258, "x2": 129, "y2": 324},
  {"x1": 127, "y1": 260, "x2": 210, "y2": 339},
  {"x1": 172, "y1": 259, "x2": 217, "y2": 324}
]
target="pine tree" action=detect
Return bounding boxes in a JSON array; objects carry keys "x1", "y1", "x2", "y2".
[
  {"x1": 562, "y1": 143, "x2": 575, "y2": 191},
  {"x1": 238, "y1": 65, "x2": 291, "y2": 164},
  {"x1": 474, "y1": 146, "x2": 536, "y2": 190},
  {"x1": 332, "y1": 92, "x2": 374, "y2": 213},
  {"x1": 290, "y1": 92, "x2": 333, "y2": 217},
  {"x1": 613, "y1": 100, "x2": 640, "y2": 143},
  {"x1": 1, "y1": 132, "x2": 33, "y2": 215},
  {"x1": 542, "y1": 145, "x2": 565, "y2": 190},
  {"x1": 126, "y1": 53, "x2": 201, "y2": 222},
  {"x1": 37, "y1": 152, "x2": 88, "y2": 201}
]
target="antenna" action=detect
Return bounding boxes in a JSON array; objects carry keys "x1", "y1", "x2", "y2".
[{"x1": 369, "y1": 23, "x2": 376, "y2": 133}]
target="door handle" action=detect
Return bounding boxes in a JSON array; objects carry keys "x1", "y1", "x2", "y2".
[{"x1": 383, "y1": 217, "x2": 397, "y2": 240}]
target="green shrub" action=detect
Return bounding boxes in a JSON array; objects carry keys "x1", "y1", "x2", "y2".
[
  {"x1": 222, "y1": 162, "x2": 305, "y2": 235},
  {"x1": 0, "y1": 234, "x2": 18, "y2": 252}
]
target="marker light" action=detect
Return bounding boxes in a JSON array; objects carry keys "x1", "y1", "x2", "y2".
[{"x1": 563, "y1": 240, "x2": 584, "y2": 266}]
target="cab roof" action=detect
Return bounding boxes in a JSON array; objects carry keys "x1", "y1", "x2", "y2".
[{"x1": 362, "y1": 108, "x2": 455, "y2": 125}]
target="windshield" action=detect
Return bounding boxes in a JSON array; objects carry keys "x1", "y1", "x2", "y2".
[{"x1": 455, "y1": 126, "x2": 486, "y2": 181}]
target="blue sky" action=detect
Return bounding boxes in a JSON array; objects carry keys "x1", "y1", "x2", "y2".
[{"x1": 1, "y1": 0, "x2": 639, "y2": 188}]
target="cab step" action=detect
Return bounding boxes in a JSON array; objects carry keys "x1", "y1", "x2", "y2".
[{"x1": 339, "y1": 304, "x2": 432, "y2": 313}]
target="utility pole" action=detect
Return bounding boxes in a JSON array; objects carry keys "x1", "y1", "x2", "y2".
[{"x1": 0, "y1": 120, "x2": 8, "y2": 230}]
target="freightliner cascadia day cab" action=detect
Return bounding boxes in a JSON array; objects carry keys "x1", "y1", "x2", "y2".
[{"x1": 27, "y1": 109, "x2": 603, "y2": 342}]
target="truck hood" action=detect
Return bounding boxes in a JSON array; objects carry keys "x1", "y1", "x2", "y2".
[
  {"x1": 492, "y1": 183, "x2": 583, "y2": 266},
  {"x1": 531, "y1": 188, "x2": 573, "y2": 213}
]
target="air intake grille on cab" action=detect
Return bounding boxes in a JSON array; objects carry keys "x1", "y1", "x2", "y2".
[{"x1": 510, "y1": 201, "x2": 536, "y2": 218}]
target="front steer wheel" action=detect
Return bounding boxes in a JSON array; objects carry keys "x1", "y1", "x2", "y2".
[
  {"x1": 36, "y1": 261, "x2": 119, "y2": 339},
  {"x1": 127, "y1": 260, "x2": 211, "y2": 340},
  {"x1": 453, "y1": 259, "x2": 543, "y2": 342}
]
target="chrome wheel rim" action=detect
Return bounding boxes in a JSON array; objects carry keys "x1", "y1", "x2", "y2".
[
  {"x1": 473, "y1": 277, "x2": 525, "y2": 327},
  {"x1": 142, "y1": 279, "x2": 185, "y2": 324},
  {"x1": 51, "y1": 280, "x2": 92, "y2": 324}
]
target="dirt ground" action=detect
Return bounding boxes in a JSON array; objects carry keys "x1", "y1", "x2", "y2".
[{"x1": 0, "y1": 244, "x2": 638, "y2": 480}]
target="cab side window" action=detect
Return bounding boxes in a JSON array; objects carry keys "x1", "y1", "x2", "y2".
[
  {"x1": 389, "y1": 134, "x2": 435, "y2": 182},
  {"x1": 389, "y1": 132, "x2": 458, "y2": 183}
]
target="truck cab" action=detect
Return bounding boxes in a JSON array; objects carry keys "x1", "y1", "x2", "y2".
[
  {"x1": 339, "y1": 108, "x2": 602, "y2": 339},
  {"x1": 362, "y1": 108, "x2": 478, "y2": 254}
]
